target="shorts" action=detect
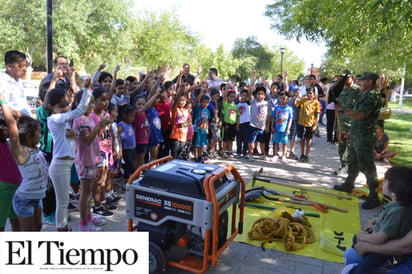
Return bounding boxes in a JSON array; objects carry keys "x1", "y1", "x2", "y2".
[
  {"x1": 109, "y1": 159, "x2": 120, "y2": 171},
  {"x1": 297, "y1": 125, "x2": 314, "y2": 139},
  {"x1": 209, "y1": 122, "x2": 221, "y2": 142},
  {"x1": 0, "y1": 181, "x2": 19, "y2": 226},
  {"x1": 248, "y1": 126, "x2": 265, "y2": 143},
  {"x1": 288, "y1": 120, "x2": 298, "y2": 141},
  {"x1": 75, "y1": 164, "x2": 98, "y2": 179},
  {"x1": 194, "y1": 131, "x2": 208, "y2": 147},
  {"x1": 98, "y1": 150, "x2": 114, "y2": 168},
  {"x1": 221, "y1": 122, "x2": 237, "y2": 141},
  {"x1": 12, "y1": 194, "x2": 43, "y2": 217},
  {"x1": 272, "y1": 131, "x2": 288, "y2": 144},
  {"x1": 136, "y1": 143, "x2": 148, "y2": 154}
]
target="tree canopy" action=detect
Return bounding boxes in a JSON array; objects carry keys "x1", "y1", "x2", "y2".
[{"x1": 265, "y1": 0, "x2": 412, "y2": 78}]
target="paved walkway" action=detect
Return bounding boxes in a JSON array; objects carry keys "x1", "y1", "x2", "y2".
[{"x1": 5, "y1": 125, "x2": 390, "y2": 273}]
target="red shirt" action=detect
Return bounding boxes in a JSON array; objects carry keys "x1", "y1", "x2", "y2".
[
  {"x1": 0, "y1": 143, "x2": 22, "y2": 185},
  {"x1": 154, "y1": 100, "x2": 171, "y2": 130}
]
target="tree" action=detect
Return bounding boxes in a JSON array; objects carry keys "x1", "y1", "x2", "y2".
[{"x1": 264, "y1": 0, "x2": 412, "y2": 77}]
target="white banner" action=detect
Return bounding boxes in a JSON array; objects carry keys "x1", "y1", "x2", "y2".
[{"x1": 0, "y1": 232, "x2": 148, "y2": 274}]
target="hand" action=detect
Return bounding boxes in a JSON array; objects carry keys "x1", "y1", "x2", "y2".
[
  {"x1": 65, "y1": 128, "x2": 78, "y2": 139},
  {"x1": 353, "y1": 241, "x2": 369, "y2": 256},
  {"x1": 114, "y1": 65, "x2": 121, "y2": 73},
  {"x1": 84, "y1": 78, "x2": 93, "y2": 89},
  {"x1": 54, "y1": 69, "x2": 63, "y2": 79},
  {"x1": 98, "y1": 116, "x2": 112, "y2": 128},
  {"x1": 98, "y1": 63, "x2": 106, "y2": 71}
]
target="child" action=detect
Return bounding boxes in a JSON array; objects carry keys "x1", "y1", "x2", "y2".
[
  {"x1": 221, "y1": 89, "x2": 239, "y2": 158},
  {"x1": 236, "y1": 88, "x2": 251, "y2": 158},
  {"x1": 1, "y1": 95, "x2": 48, "y2": 231},
  {"x1": 146, "y1": 94, "x2": 164, "y2": 162},
  {"x1": 342, "y1": 166, "x2": 412, "y2": 274},
  {"x1": 207, "y1": 88, "x2": 222, "y2": 158},
  {"x1": 248, "y1": 86, "x2": 270, "y2": 162},
  {"x1": 134, "y1": 87, "x2": 162, "y2": 168},
  {"x1": 184, "y1": 100, "x2": 194, "y2": 160},
  {"x1": 193, "y1": 94, "x2": 210, "y2": 162},
  {"x1": 73, "y1": 90, "x2": 111, "y2": 231},
  {"x1": 374, "y1": 122, "x2": 397, "y2": 162},
  {"x1": 111, "y1": 79, "x2": 130, "y2": 106},
  {"x1": 0, "y1": 101, "x2": 23, "y2": 231},
  {"x1": 154, "y1": 89, "x2": 172, "y2": 158},
  {"x1": 295, "y1": 87, "x2": 320, "y2": 162},
  {"x1": 47, "y1": 79, "x2": 93, "y2": 231},
  {"x1": 89, "y1": 87, "x2": 116, "y2": 217},
  {"x1": 106, "y1": 103, "x2": 122, "y2": 204},
  {"x1": 271, "y1": 91, "x2": 293, "y2": 164},
  {"x1": 169, "y1": 90, "x2": 189, "y2": 159},
  {"x1": 118, "y1": 105, "x2": 137, "y2": 180}
]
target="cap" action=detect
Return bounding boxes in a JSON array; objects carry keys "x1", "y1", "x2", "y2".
[
  {"x1": 356, "y1": 72, "x2": 379, "y2": 81},
  {"x1": 289, "y1": 84, "x2": 298, "y2": 91}
]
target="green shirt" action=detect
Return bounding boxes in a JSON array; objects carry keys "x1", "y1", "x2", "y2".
[
  {"x1": 349, "y1": 88, "x2": 382, "y2": 143},
  {"x1": 374, "y1": 202, "x2": 412, "y2": 240},
  {"x1": 337, "y1": 84, "x2": 361, "y2": 131},
  {"x1": 222, "y1": 100, "x2": 239, "y2": 124},
  {"x1": 36, "y1": 105, "x2": 53, "y2": 154}
]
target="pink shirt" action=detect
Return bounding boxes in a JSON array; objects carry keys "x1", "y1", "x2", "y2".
[
  {"x1": 0, "y1": 143, "x2": 22, "y2": 185},
  {"x1": 90, "y1": 112, "x2": 113, "y2": 153},
  {"x1": 73, "y1": 115, "x2": 101, "y2": 167},
  {"x1": 133, "y1": 111, "x2": 150, "y2": 144}
]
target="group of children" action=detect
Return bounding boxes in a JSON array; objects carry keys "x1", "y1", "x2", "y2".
[{"x1": 0, "y1": 53, "x2": 324, "y2": 233}]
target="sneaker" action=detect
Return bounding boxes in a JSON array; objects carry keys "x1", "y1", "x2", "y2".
[
  {"x1": 68, "y1": 202, "x2": 77, "y2": 211},
  {"x1": 281, "y1": 156, "x2": 287, "y2": 164},
  {"x1": 79, "y1": 222, "x2": 103, "y2": 232},
  {"x1": 89, "y1": 215, "x2": 108, "y2": 226},
  {"x1": 299, "y1": 154, "x2": 305, "y2": 161},
  {"x1": 42, "y1": 213, "x2": 56, "y2": 225},
  {"x1": 106, "y1": 195, "x2": 121, "y2": 205},
  {"x1": 361, "y1": 197, "x2": 381, "y2": 210},
  {"x1": 228, "y1": 152, "x2": 234, "y2": 158},
  {"x1": 271, "y1": 155, "x2": 279, "y2": 162},
  {"x1": 260, "y1": 154, "x2": 267, "y2": 161},
  {"x1": 103, "y1": 203, "x2": 118, "y2": 211},
  {"x1": 248, "y1": 154, "x2": 254, "y2": 162},
  {"x1": 333, "y1": 183, "x2": 354, "y2": 194},
  {"x1": 93, "y1": 206, "x2": 114, "y2": 217},
  {"x1": 288, "y1": 152, "x2": 298, "y2": 160},
  {"x1": 223, "y1": 152, "x2": 228, "y2": 159}
]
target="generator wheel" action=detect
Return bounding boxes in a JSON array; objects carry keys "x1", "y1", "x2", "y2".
[{"x1": 149, "y1": 241, "x2": 166, "y2": 274}]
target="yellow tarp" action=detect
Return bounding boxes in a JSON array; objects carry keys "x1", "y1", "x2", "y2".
[{"x1": 234, "y1": 180, "x2": 361, "y2": 263}]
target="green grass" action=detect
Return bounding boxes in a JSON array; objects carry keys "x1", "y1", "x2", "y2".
[
  {"x1": 385, "y1": 113, "x2": 412, "y2": 167},
  {"x1": 388, "y1": 96, "x2": 412, "y2": 110}
]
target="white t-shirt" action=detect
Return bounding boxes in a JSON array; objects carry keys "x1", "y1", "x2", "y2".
[{"x1": 0, "y1": 72, "x2": 31, "y2": 116}]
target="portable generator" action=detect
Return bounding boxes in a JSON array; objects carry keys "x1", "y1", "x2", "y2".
[{"x1": 126, "y1": 156, "x2": 245, "y2": 274}]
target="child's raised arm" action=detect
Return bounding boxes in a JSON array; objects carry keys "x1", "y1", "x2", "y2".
[{"x1": 0, "y1": 95, "x2": 28, "y2": 164}]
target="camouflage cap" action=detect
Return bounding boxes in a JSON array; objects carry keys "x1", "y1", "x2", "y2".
[{"x1": 356, "y1": 72, "x2": 379, "y2": 81}]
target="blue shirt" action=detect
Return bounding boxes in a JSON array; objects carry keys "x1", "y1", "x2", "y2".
[
  {"x1": 146, "y1": 107, "x2": 164, "y2": 144},
  {"x1": 272, "y1": 105, "x2": 293, "y2": 132}
]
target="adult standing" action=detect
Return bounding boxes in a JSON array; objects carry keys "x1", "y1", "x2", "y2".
[
  {"x1": 172, "y1": 63, "x2": 196, "y2": 86},
  {"x1": 39, "y1": 56, "x2": 75, "y2": 94},
  {"x1": 333, "y1": 74, "x2": 361, "y2": 175},
  {"x1": 0, "y1": 50, "x2": 31, "y2": 117},
  {"x1": 206, "y1": 68, "x2": 223, "y2": 90},
  {"x1": 334, "y1": 72, "x2": 382, "y2": 209}
]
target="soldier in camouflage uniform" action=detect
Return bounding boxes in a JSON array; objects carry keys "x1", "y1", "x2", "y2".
[
  {"x1": 335, "y1": 75, "x2": 361, "y2": 174},
  {"x1": 334, "y1": 72, "x2": 383, "y2": 209}
]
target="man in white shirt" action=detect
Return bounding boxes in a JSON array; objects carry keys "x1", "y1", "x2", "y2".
[
  {"x1": 0, "y1": 50, "x2": 31, "y2": 117},
  {"x1": 206, "y1": 67, "x2": 223, "y2": 90}
]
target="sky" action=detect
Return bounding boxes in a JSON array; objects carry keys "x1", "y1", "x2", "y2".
[{"x1": 134, "y1": 0, "x2": 327, "y2": 71}]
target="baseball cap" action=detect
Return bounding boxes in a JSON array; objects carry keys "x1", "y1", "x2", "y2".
[{"x1": 356, "y1": 72, "x2": 379, "y2": 81}]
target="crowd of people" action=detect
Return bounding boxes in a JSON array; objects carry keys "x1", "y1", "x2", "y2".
[{"x1": 0, "y1": 50, "x2": 408, "y2": 271}]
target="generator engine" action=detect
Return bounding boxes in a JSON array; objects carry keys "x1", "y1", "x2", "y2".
[{"x1": 126, "y1": 159, "x2": 244, "y2": 273}]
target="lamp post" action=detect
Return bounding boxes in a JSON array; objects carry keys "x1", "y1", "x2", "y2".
[
  {"x1": 280, "y1": 47, "x2": 285, "y2": 75},
  {"x1": 310, "y1": 63, "x2": 314, "y2": 75}
]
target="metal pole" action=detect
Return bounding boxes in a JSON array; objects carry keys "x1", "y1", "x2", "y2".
[
  {"x1": 310, "y1": 63, "x2": 313, "y2": 75},
  {"x1": 46, "y1": 0, "x2": 53, "y2": 73},
  {"x1": 398, "y1": 65, "x2": 406, "y2": 109},
  {"x1": 280, "y1": 47, "x2": 285, "y2": 75}
]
